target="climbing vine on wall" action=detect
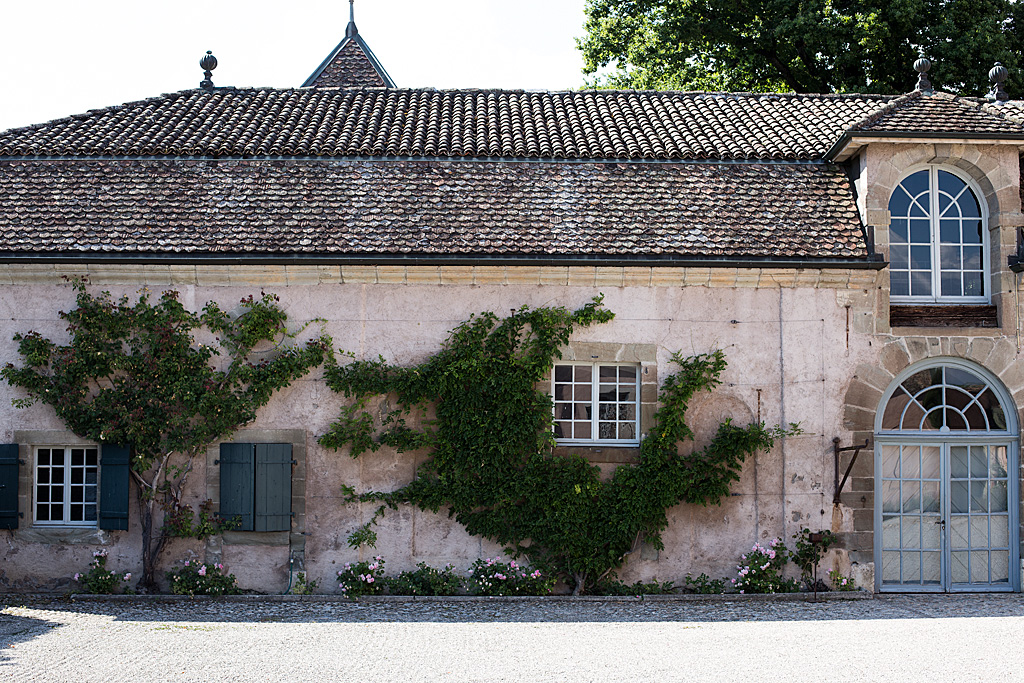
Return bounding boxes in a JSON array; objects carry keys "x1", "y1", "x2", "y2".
[
  {"x1": 321, "y1": 297, "x2": 797, "y2": 594},
  {"x1": 2, "y1": 281, "x2": 330, "y2": 590}
]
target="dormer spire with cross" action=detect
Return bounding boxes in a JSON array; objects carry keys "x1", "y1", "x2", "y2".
[{"x1": 301, "y1": 0, "x2": 395, "y2": 87}]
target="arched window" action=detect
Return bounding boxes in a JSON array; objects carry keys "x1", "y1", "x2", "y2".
[
  {"x1": 879, "y1": 365, "x2": 1007, "y2": 433},
  {"x1": 888, "y1": 167, "x2": 988, "y2": 303},
  {"x1": 875, "y1": 360, "x2": 1018, "y2": 592}
]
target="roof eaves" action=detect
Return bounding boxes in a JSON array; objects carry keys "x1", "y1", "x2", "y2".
[
  {"x1": 0, "y1": 252, "x2": 885, "y2": 270},
  {"x1": 825, "y1": 129, "x2": 1024, "y2": 162}
]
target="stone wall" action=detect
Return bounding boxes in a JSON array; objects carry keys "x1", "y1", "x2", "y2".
[{"x1": 0, "y1": 260, "x2": 1017, "y2": 593}]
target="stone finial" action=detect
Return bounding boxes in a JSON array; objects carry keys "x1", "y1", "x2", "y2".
[
  {"x1": 200, "y1": 51, "x2": 218, "y2": 91},
  {"x1": 914, "y1": 55, "x2": 933, "y2": 95},
  {"x1": 989, "y1": 62, "x2": 1009, "y2": 103},
  {"x1": 346, "y1": 0, "x2": 358, "y2": 38}
]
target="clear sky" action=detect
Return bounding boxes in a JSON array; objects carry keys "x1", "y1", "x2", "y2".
[{"x1": 0, "y1": 0, "x2": 591, "y2": 132}]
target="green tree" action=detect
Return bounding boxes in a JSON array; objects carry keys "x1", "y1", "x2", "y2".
[
  {"x1": 2, "y1": 282, "x2": 330, "y2": 590},
  {"x1": 579, "y1": 0, "x2": 1023, "y2": 95}
]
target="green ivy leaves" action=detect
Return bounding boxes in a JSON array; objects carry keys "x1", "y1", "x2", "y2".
[{"x1": 322, "y1": 298, "x2": 798, "y2": 594}]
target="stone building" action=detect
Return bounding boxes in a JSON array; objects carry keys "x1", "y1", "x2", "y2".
[{"x1": 1, "y1": 12, "x2": 1023, "y2": 593}]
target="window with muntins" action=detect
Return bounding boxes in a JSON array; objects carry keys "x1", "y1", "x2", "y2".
[
  {"x1": 875, "y1": 362, "x2": 1017, "y2": 590},
  {"x1": 34, "y1": 446, "x2": 98, "y2": 526},
  {"x1": 553, "y1": 363, "x2": 639, "y2": 445},
  {"x1": 888, "y1": 167, "x2": 988, "y2": 303},
  {"x1": 879, "y1": 365, "x2": 1007, "y2": 432}
]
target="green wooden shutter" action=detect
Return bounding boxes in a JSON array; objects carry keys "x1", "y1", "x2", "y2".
[
  {"x1": 254, "y1": 444, "x2": 292, "y2": 532},
  {"x1": 0, "y1": 444, "x2": 19, "y2": 530},
  {"x1": 219, "y1": 443, "x2": 255, "y2": 531},
  {"x1": 99, "y1": 444, "x2": 131, "y2": 531}
]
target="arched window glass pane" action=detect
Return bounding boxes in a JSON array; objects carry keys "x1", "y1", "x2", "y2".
[
  {"x1": 979, "y1": 389, "x2": 1006, "y2": 430},
  {"x1": 938, "y1": 171, "x2": 967, "y2": 199},
  {"x1": 923, "y1": 407, "x2": 944, "y2": 430},
  {"x1": 946, "y1": 368, "x2": 985, "y2": 393},
  {"x1": 903, "y1": 400, "x2": 928, "y2": 429},
  {"x1": 901, "y1": 170, "x2": 930, "y2": 199},
  {"x1": 881, "y1": 389, "x2": 909, "y2": 429},
  {"x1": 889, "y1": 187, "x2": 912, "y2": 218},
  {"x1": 883, "y1": 365, "x2": 1009, "y2": 432},
  {"x1": 946, "y1": 408, "x2": 967, "y2": 430}
]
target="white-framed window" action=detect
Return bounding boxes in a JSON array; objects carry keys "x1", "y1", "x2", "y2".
[
  {"x1": 553, "y1": 363, "x2": 640, "y2": 445},
  {"x1": 34, "y1": 445, "x2": 98, "y2": 526},
  {"x1": 888, "y1": 166, "x2": 989, "y2": 304}
]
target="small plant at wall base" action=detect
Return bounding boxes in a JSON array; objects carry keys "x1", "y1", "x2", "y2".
[
  {"x1": 167, "y1": 560, "x2": 240, "y2": 596},
  {"x1": 290, "y1": 572, "x2": 318, "y2": 595},
  {"x1": 337, "y1": 557, "x2": 387, "y2": 597},
  {"x1": 72, "y1": 549, "x2": 133, "y2": 594},
  {"x1": 683, "y1": 573, "x2": 726, "y2": 594},
  {"x1": 828, "y1": 569, "x2": 858, "y2": 591},
  {"x1": 791, "y1": 528, "x2": 837, "y2": 590},
  {"x1": 322, "y1": 297, "x2": 799, "y2": 595},
  {"x1": 467, "y1": 558, "x2": 555, "y2": 596},
  {"x1": 732, "y1": 538, "x2": 801, "y2": 594},
  {"x1": 2, "y1": 281, "x2": 331, "y2": 591},
  {"x1": 387, "y1": 562, "x2": 462, "y2": 596}
]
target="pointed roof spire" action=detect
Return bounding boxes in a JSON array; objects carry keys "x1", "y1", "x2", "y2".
[
  {"x1": 301, "y1": 0, "x2": 395, "y2": 88},
  {"x1": 346, "y1": 0, "x2": 358, "y2": 38}
]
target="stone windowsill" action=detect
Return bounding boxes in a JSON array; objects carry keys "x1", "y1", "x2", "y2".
[{"x1": 16, "y1": 527, "x2": 111, "y2": 545}]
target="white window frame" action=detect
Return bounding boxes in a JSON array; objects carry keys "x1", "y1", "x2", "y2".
[
  {"x1": 552, "y1": 362, "x2": 641, "y2": 446},
  {"x1": 888, "y1": 165, "x2": 990, "y2": 305},
  {"x1": 33, "y1": 445, "x2": 99, "y2": 527}
]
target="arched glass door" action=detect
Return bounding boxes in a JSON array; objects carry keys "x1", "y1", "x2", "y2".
[{"x1": 875, "y1": 361, "x2": 1019, "y2": 591}]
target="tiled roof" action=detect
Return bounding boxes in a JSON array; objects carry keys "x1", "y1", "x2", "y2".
[
  {"x1": 0, "y1": 89, "x2": 894, "y2": 161},
  {"x1": 0, "y1": 159, "x2": 868, "y2": 261},
  {"x1": 848, "y1": 90, "x2": 1024, "y2": 136},
  {"x1": 986, "y1": 99, "x2": 1024, "y2": 124},
  {"x1": 303, "y1": 34, "x2": 394, "y2": 89}
]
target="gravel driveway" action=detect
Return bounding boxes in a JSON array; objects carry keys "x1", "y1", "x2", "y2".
[{"x1": 2, "y1": 594, "x2": 1023, "y2": 682}]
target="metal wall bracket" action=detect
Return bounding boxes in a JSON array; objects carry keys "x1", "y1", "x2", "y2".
[{"x1": 833, "y1": 436, "x2": 869, "y2": 505}]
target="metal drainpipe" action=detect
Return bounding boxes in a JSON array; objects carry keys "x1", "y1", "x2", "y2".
[
  {"x1": 283, "y1": 554, "x2": 294, "y2": 595},
  {"x1": 779, "y1": 288, "x2": 787, "y2": 544}
]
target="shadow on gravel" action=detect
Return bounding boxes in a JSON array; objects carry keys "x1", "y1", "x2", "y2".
[
  {"x1": 0, "y1": 611, "x2": 63, "y2": 667},
  {"x1": 6, "y1": 594, "x2": 1024, "y2": 625}
]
